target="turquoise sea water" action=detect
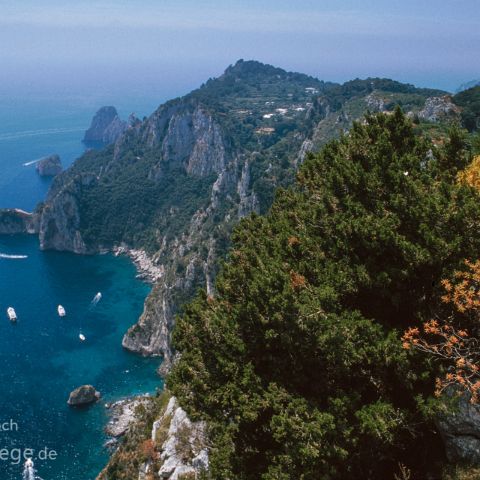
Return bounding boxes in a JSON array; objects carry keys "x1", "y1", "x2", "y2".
[{"x1": 0, "y1": 94, "x2": 163, "y2": 479}]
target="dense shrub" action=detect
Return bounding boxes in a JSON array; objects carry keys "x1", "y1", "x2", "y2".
[{"x1": 168, "y1": 109, "x2": 480, "y2": 479}]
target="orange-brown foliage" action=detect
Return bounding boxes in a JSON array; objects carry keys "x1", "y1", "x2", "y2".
[
  {"x1": 403, "y1": 260, "x2": 480, "y2": 402},
  {"x1": 458, "y1": 155, "x2": 480, "y2": 191},
  {"x1": 290, "y1": 271, "x2": 307, "y2": 290}
]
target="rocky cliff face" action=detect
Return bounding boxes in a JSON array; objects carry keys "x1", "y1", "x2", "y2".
[
  {"x1": 436, "y1": 393, "x2": 480, "y2": 464},
  {"x1": 144, "y1": 104, "x2": 228, "y2": 180},
  {"x1": 418, "y1": 95, "x2": 461, "y2": 123},
  {"x1": 151, "y1": 396, "x2": 208, "y2": 479},
  {"x1": 121, "y1": 104, "x2": 256, "y2": 368},
  {"x1": 38, "y1": 173, "x2": 98, "y2": 253},
  {"x1": 0, "y1": 209, "x2": 39, "y2": 234},
  {"x1": 97, "y1": 393, "x2": 208, "y2": 480}
]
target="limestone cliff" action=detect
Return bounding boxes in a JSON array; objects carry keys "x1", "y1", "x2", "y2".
[
  {"x1": 38, "y1": 172, "x2": 98, "y2": 253},
  {"x1": 121, "y1": 104, "x2": 257, "y2": 368}
]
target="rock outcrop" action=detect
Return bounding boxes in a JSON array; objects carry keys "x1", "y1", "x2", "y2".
[
  {"x1": 67, "y1": 385, "x2": 101, "y2": 406},
  {"x1": 436, "y1": 393, "x2": 480, "y2": 464},
  {"x1": 36, "y1": 154, "x2": 62, "y2": 176},
  {"x1": 418, "y1": 95, "x2": 461, "y2": 123},
  {"x1": 97, "y1": 394, "x2": 208, "y2": 480},
  {"x1": 151, "y1": 396, "x2": 208, "y2": 480},
  {"x1": 105, "y1": 396, "x2": 151, "y2": 442},
  {"x1": 84, "y1": 106, "x2": 135, "y2": 145},
  {"x1": 0, "y1": 209, "x2": 39, "y2": 234}
]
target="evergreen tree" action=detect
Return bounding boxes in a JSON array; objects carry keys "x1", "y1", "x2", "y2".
[{"x1": 168, "y1": 109, "x2": 480, "y2": 479}]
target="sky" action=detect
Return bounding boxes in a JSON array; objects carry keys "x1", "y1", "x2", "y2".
[{"x1": 0, "y1": 0, "x2": 479, "y2": 99}]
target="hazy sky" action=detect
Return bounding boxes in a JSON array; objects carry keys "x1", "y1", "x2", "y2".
[{"x1": 1, "y1": 0, "x2": 479, "y2": 98}]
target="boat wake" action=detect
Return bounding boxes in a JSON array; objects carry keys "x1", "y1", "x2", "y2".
[
  {"x1": 22, "y1": 158, "x2": 43, "y2": 167},
  {"x1": 91, "y1": 292, "x2": 102, "y2": 306},
  {"x1": 22, "y1": 459, "x2": 43, "y2": 480},
  {"x1": 0, "y1": 126, "x2": 84, "y2": 143},
  {"x1": 0, "y1": 253, "x2": 28, "y2": 260}
]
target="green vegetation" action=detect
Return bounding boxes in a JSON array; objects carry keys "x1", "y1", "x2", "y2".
[
  {"x1": 454, "y1": 86, "x2": 480, "y2": 132},
  {"x1": 98, "y1": 391, "x2": 170, "y2": 480},
  {"x1": 168, "y1": 109, "x2": 480, "y2": 479},
  {"x1": 442, "y1": 465, "x2": 480, "y2": 480},
  {"x1": 58, "y1": 61, "x2": 448, "y2": 253}
]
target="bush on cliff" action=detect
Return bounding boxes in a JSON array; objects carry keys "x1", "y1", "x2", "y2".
[{"x1": 168, "y1": 109, "x2": 480, "y2": 479}]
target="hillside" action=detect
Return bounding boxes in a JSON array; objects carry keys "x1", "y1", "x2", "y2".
[
  {"x1": 454, "y1": 85, "x2": 480, "y2": 132},
  {"x1": 24, "y1": 60, "x2": 460, "y2": 372},
  {"x1": 168, "y1": 109, "x2": 480, "y2": 479}
]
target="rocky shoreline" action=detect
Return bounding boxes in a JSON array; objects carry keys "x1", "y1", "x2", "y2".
[
  {"x1": 113, "y1": 245, "x2": 164, "y2": 284},
  {"x1": 104, "y1": 395, "x2": 152, "y2": 451}
]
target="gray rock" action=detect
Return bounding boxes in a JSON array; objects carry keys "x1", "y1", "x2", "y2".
[
  {"x1": 418, "y1": 96, "x2": 461, "y2": 123},
  {"x1": 436, "y1": 392, "x2": 480, "y2": 463},
  {"x1": 67, "y1": 385, "x2": 101, "y2": 406},
  {"x1": 153, "y1": 397, "x2": 208, "y2": 480},
  {"x1": 365, "y1": 93, "x2": 386, "y2": 112},
  {"x1": 105, "y1": 396, "x2": 151, "y2": 437},
  {"x1": 36, "y1": 155, "x2": 62, "y2": 176}
]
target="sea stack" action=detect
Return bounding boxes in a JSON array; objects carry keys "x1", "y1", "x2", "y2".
[
  {"x1": 67, "y1": 385, "x2": 101, "y2": 406},
  {"x1": 36, "y1": 154, "x2": 62, "y2": 176},
  {"x1": 84, "y1": 106, "x2": 127, "y2": 145}
]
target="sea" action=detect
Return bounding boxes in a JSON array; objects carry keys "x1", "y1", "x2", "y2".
[{"x1": 0, "y1": 92, "x2": 164, "y2": 480}]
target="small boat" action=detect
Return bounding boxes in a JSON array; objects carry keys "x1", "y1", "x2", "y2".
[
  {"x1": 57, "y1": 305, "x2": 66, "y2": 317},
  {"x1": 24, "y1": 458, "x2": 33, "y2": 468},
  {"x1": 91, "y1": 292, "x2": 102, "y2": 305},
  {"x1": 79, "y1": 333, "x2": 86, "y2": 342},
  {"x1": 7, "y1": 307, "x2": 17, "y2": 322}
]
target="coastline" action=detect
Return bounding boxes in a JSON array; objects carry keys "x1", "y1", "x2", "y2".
[{"x1": 113, "y1": 245, "x2": 164, "y2": 284}]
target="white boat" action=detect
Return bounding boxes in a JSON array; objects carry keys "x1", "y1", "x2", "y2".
[
  {"x1": 91, "y1": 292, "x2": 102, "y2": 305},
  {"x1": 79, "y1": 333, "x2": 86, "y2": 342},
  {"x1": 7, "y1": 307, "x2": 17, "y2": 321},
  {"x1": 57, "y1": 305, "x2": 66, "y2": 317}
]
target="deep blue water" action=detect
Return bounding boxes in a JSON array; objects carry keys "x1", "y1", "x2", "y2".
[{"x1": 0, "y1": 95, "x2": 163, "y2": 479}]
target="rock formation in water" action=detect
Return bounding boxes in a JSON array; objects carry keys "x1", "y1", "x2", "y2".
[
  {"x1": 67, "y1": 385, "x2": 101, "y2": 406},
  {"x1": 83, "y1": 106, "x2": 137, "y2": 145},
  {"x1": 0, "y1": 209, "x2": 39, "y2": 234},
  {"x1": 36, "y1": 154, "x2": 63, "y2": 176},
  {"x1": 38, "y1": 172, "x2": 98, "y2": 253}
]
